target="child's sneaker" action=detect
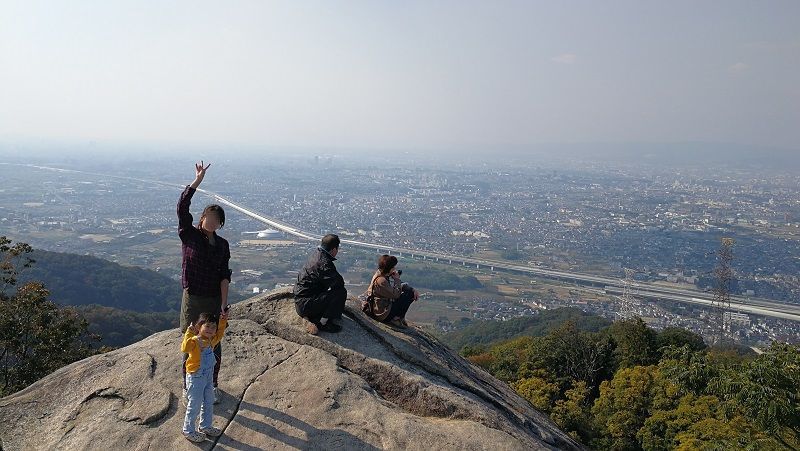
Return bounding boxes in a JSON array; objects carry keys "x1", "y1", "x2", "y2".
[
  {"x1": 183, "y1": 431, "x2": 205, "y2": 443},
  {"x1": 200, "y1": 426, "x2": 223, "y2": 437}
]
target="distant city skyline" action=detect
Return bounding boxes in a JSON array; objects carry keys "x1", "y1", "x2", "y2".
[{"x1": 1, "y1": 1, "x2": 799, "y2": 153}]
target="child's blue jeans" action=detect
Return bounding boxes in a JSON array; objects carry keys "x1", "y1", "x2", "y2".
[{"x1": 183, "y1": 356, "x2": 215, "y2": 433}]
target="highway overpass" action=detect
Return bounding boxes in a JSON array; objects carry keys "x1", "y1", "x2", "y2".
[
  {"x1": 202, "y1": 189, "x2": 800, "y2": 323},
  {"x1": 10, "y1": 164, "x2": 798, "y2": 323}
]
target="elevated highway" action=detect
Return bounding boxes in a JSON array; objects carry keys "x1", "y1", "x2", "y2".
[
  {"x1": 6, "y1": 163, "x2": 798, "y2": 322},
  {"x1": 203, "y1": 189, "x2": 800, "y2": 323}
]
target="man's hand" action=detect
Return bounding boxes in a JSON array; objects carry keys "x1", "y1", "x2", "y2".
[
  {"x1": 413, "y1": 289, "x2": 420, "y2": 301},
  {"x1": 190, "y1": 161, "x2": 211, "y2": 189},
  {"x1": 220, "y1": 309, "x2": 229, "y2": 321}
]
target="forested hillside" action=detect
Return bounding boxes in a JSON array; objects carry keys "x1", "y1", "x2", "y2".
[
  {"x1": 458, "y1": 317, "x2": 799, "y2": 449},
  {"x1": 6, "y1": 249, "x2": 185, "y2": 348},
  {"x1": 20, "y1": 249, "x2": 181, "y2": 311},
  {"x1": 410, "y1": 266, "x2": 482, "y2": 290},
  {"x1": 442, "y1": 307, "x2": 612, "y2": 351},
  {"x1": 77, "y1": 306, "x2": 177, "y2": 347}
]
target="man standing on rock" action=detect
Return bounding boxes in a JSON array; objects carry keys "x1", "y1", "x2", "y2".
[{"x1": 294, "y1": 234, "x2": 347, "y2": 334}]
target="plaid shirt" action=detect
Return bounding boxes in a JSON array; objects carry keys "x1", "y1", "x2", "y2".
[{"x1": 178, "y1": 186, "x2": 232, "y2": 297}]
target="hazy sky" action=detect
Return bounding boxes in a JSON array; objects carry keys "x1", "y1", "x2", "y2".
[{"x1": 1, "y1": 1, "x2": 799, "y2": 152}]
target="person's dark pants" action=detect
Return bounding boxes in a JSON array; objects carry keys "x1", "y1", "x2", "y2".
[
  {"x1": 295, "y1": 285, "x2": 347, "y2": 323},
  {"x1": 180, "y1": 289, "x2": 222, "y2": 389},
  {"x1": 384, "y1": 287, "x2": 415, "y2": 322}
]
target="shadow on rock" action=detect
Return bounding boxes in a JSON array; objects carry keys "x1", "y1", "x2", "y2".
[{"x1": 220, "y1": 401, "x2": 380, "y2": 451}]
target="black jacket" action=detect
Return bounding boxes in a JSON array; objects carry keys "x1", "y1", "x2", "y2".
[{"x1": 294, "y1": 247, "x2": 345, "y2": 301}]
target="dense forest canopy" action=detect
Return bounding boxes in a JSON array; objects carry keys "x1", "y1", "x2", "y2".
[{"x1": 457, "y1": 316, "x2": 799, "y2": 449}]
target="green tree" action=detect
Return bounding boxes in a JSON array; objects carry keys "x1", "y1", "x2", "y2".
[
  {"x1": 539, "y1": 321, "x2": 615, "y2": 391},
  {"x1": 638, "y1": 394, "x2": 721, "y2": 450},
  {"x1": 638, "y1": 394, "x2": 777, "y2": 451},
  {"x1": 487, "y1": 336, "x2": 534, "y2": 382},
  {"x1": 591, "y1": 365, "x2": 667, "y2": 450},
  {"x1": 659, "y1": 346, "x2": 719, "y2": 397},
  {"x1": 467, "y1": 352, "x2": 495, "y2": 370},
  {"x1": 551, "y1": 380, "x2": 593, "y2": 443},
  {"x1": 710, "y1": 342, "x2": 800, "y2": 449},
  {"x1": 1, "y1": 236, "x2": 34, "y2": 289},
  {"x1": 460, "y1": 344, "x2": 487, "y2": 358},
  {"x1": 656, "y1": 327, "x2": 707, "y2": 354},
  {"x1": 607, "y1": 317, "x2": 659, "y2": 369},
  {"x1": 0, "y1": 237, "x2": 98, "y2": 396},
  {"x1": 511, "y1": 370, "x2": 560, "y2": 413}
]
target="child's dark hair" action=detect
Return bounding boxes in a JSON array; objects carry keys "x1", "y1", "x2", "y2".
[
  {"x1": 197, "y1": 312, "x2": 220, "y2": 326},
  {"x1": 201, "y1": 204, "x2": 225, "y2": 228}
]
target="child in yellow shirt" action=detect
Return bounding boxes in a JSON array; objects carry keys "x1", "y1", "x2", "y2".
[{"x1": 181, "y1": 311, "x2": 227, "y2": 442}]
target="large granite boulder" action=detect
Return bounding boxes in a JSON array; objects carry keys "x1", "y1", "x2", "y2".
[{"x1": 0, "y1": 288, "x2": 581, "y2": 450}]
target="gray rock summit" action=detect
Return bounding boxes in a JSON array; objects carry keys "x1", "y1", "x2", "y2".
[{"x1": 0, "y1": 288, "x2": 581, "y2": 450}]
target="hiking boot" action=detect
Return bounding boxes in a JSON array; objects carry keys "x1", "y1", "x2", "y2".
[
  {"x1": 200, "y1": 426, "x2": 223, "y2": 437},
  {"x1": 304, "y1": 317, "x2": 319, "y2": 335},
  {"x1": 183, "y1": 431, "x2": 205, "y2": 443},
  {"x1": 317, "y1": 321, "x2": 342, "y2": 333}
]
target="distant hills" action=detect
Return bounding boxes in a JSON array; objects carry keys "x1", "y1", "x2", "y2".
[
  {"x1": 21, "y1": 250, "x2": 181, "y2": 312},
  {"x1": 442, "y1": 307, "x2": 612, "y2": 351},
  {"x1": 18, "y1": 249, "x2": 181, "y2": 347},
  {"x1": 411, "y1": 267, "x2": 482, "y2": 290},
  {"x1": 77, "y1": 305, "x2": 177, "y2": 348}
]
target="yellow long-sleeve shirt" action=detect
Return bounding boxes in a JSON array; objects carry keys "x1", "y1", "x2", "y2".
[{"x1": 181, "y1": 318, "x2": 227, "y2": 374}]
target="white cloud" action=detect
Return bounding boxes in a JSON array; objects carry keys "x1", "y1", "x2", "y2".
[
  {"x1": 552, "y1": 53, "x2": 577, "y2": 64},
  {"x1": 729, "y1": 62, "x2": 749, "y2": 73}
]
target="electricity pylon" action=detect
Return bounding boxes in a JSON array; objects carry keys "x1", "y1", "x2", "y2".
[
  {"x1": 619, "y1": 267, "x2": 637, "y2": 319},
  {"x1": 711, "y1": 237, "x2": 735, "y2": 345}
]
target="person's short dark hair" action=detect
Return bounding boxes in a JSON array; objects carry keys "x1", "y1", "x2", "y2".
[
  {"x1": 320, "y1": 234, "x2": 340, "y2": 252},
  {"x1": 201, "y1": 204, "x2": 225, "y2": 228},
  {"x1": 197, "y1": 312, "x2": 220, "y2": 326},
  {"x1": 378, "y1": 254, "x2": 398, "y2": 274}
]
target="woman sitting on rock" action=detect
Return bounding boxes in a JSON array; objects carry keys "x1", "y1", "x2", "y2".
[{"x1": 364, "y1": 255, "x2": 419, "y2": 328}]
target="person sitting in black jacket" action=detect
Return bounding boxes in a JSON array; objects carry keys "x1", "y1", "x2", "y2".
[{"x1": 294, "y1": 234, "x2": 347, "y2": 334}]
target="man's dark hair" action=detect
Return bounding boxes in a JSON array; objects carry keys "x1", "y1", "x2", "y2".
[
  {"x1": 198, "y1": 312, "x2": 220, "y2": 326},
  {"x1": 378, "y1": 254, "x2": 398, "y2": 275},
  {"x1": 201, "y1": 204, "x2": 225, "y2": 228},
  {"x1": 320, "y1": 234, "x2": 340, "y2": 252}
]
